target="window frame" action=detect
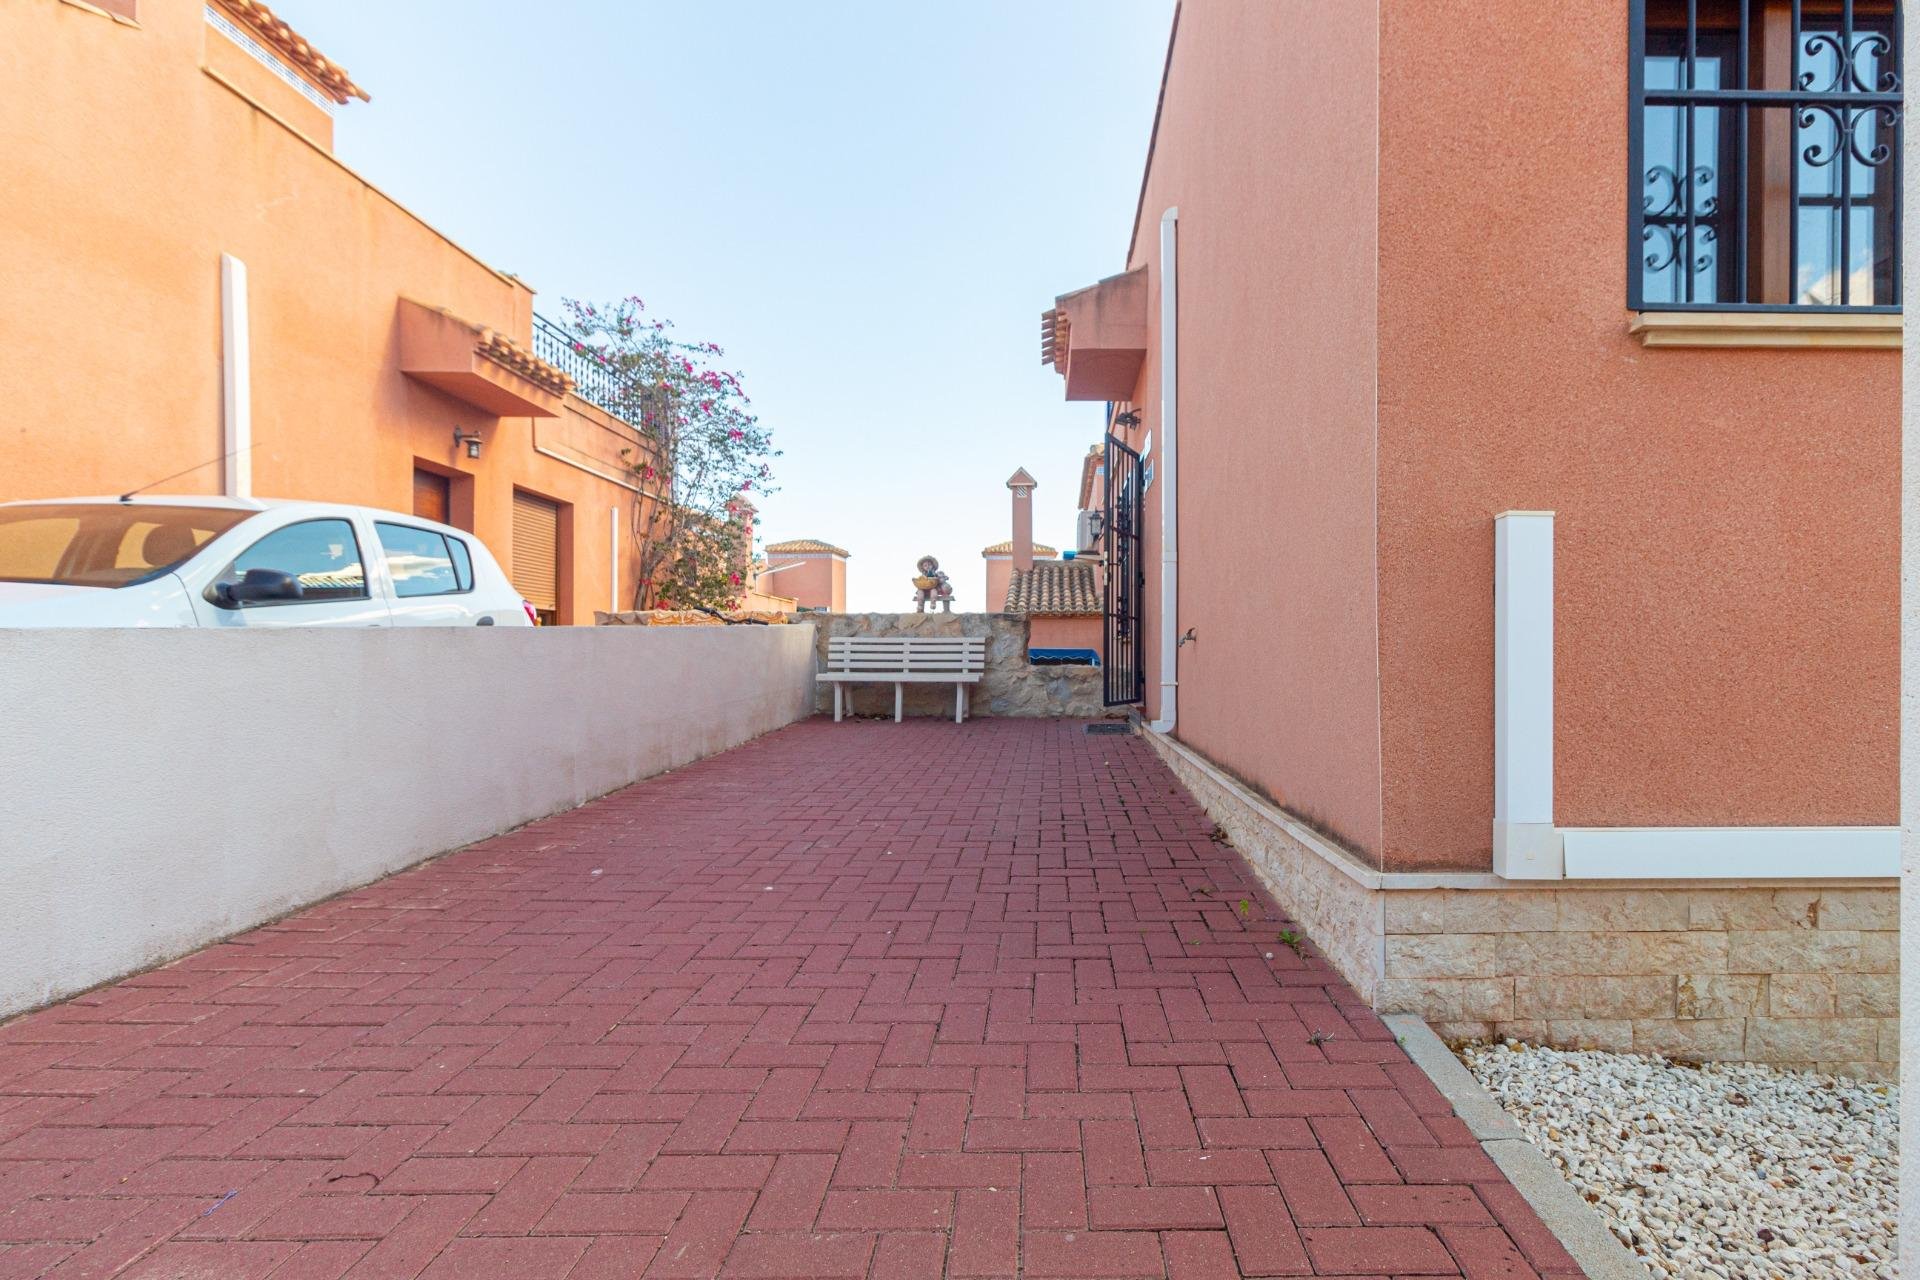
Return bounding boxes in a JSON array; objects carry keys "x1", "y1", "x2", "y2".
[
  {"x1": 446, "y1": 535, "x2": 475, "y2": 592},
  {"x1": 1627, "y1": 0, "x2": 1904, "y2": 315},
  {"x1": 373, "y1": 521, "x2": 473, "y2": 599},
  {"x1": 209, "y1": 517, "x2": 370, "y2": 610}
]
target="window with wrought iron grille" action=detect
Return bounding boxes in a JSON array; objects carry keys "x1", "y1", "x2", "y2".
[{"x1": 1630, "y1": 0, "x2": 1902, "y2": 311}]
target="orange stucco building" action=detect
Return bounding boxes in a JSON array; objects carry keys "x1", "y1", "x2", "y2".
[
  {"x1": 3, "y1": 0, "x2": 654, "y2": 623},
  {"x1": 759, "y1": 540, "x2": 848, "y2": 613},
  {"x1": 1044, "y1": 0, "x2": 1900, "y2": 1072}
]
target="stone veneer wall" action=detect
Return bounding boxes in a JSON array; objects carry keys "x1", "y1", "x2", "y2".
[
  {"x1": 1383, "y1": 886, "x2": 1896, "y2": 1080},
  {"x1": 813, "y1": 613, "x2": 1109, "y2": 719},
  {"x1": 1142, "y1": 727, "x2": 1898, "y2": 1080}
]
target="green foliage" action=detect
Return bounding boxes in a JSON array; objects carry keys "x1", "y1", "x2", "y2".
[{"x1": 558, "y1": 297, "x2": 779, "y2": 610}]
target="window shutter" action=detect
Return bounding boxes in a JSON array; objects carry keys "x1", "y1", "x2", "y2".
[{"x1": 511, "y1": 489, "x2": 560, "y2": 613}]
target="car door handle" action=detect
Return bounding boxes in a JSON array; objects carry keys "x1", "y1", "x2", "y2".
[{"x1": 476, "y1": 616, "x2": 495, "y2": 626}]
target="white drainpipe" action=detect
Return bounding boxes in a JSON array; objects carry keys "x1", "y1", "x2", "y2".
[
  {"x1": 220, "y1": 253, "x2": 252, "y2": 499},
  {"x1": 1149, "y1": 207, "x2": 1180, "y2": 734}
]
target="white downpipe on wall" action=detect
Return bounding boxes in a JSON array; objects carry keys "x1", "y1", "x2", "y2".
[
  {"x1": 220, "y1": 253, "x2": 252, "y2": 499},
  {"x1": 1492, "y1": 510, "x2": 1897, "y2": 880},
  {"x1": 1149, "y1": 207, "x2": 1180, "y2": 734},
  {"x1": 610, "y1": 505, "x2": 620, "y2": 614},
  {"x1": 1492, "y1": 511, "x2": 1560, "y2": 877}
]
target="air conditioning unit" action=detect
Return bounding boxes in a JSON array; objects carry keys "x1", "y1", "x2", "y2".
[{"x1": 1075, "y1": 509, "x2": 1104, "y2": 552}]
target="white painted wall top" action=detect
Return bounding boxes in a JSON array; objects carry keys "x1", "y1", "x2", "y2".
[{"x1": 0, "y1": 625, "x2": 817, "y2": 1017}]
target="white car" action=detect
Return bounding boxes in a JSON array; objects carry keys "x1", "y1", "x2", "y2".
[{"x1": 0, "y1": 496, "x2": 537, "y2": 628}]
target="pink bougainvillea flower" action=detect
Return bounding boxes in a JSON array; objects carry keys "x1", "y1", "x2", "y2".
[{"x1": 728, "y1": 428, "x2": 744, "y2": 441}]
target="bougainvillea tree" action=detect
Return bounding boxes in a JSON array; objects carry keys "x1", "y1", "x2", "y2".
[{"x1": 558, "y1": 297, "x2": 777, "y2": 611}]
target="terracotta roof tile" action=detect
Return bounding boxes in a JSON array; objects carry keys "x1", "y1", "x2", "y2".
[
  {"x1": 766, "y1": 539, "x2": 850, "y2": 556},
  {"x1": 472, "y1": 326, "x2": 572, "y2": 396},
  {"x1": 218, "y1": 0, "x2": 369, "y2": 104},
  {"x1": 980, "y1": 541, "x2": 1059, "y2": 558},
  {"x1": 1005, "y1": 560, "x2": 1101, "y2": 616}
]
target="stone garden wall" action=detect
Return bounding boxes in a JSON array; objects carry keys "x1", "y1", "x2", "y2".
[{"x1": 814, "y1": 613, "x2": 1108, "y2": 719}]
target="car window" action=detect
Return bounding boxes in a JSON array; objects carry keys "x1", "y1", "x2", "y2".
[
  {"x1": 374, "y1": 522, "x2": 463, "y2": 597},
  {"x1": 446, "y1": 535, "x2": 474, "y2": 592},
  {"x1": 1, "y1": 516, "x2": 77, "y2": 581},
  {"x1": 228, "y1": 519, "x2": 367, "y2": 602},
  {"x1": 114, "y1": 520, "x2": 219, "y2": 571},
  {"x1": 0, "y1": 505, "x2": 246, "y2": 587}
]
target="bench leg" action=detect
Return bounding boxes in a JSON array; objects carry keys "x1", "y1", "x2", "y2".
[
  {"x1": 894, "y1": 683, "x2": 903, "y2": 723},
  {"x1": 954, "y1": 682, "x2": 964, "y2": 724},
  {"x1": 833, "y1": 683, "x2": 843, "y2": 723}
]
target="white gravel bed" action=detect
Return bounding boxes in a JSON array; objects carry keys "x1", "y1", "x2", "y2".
[{"x1": 1459, "y1": 1040, "x2": 1896, "y2": 1280}]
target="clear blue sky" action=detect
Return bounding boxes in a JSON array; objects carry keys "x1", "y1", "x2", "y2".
[{"x1": 271, "y1": 1, "x2": 1174, "y2": 611}]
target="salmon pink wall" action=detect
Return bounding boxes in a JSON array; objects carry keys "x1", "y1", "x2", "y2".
[
  {"x1": 1120, "y1": 1, "x2": 1387, "y2": 859},
  {"x1": 985, "y1": 555, "x2": 1013, "y2": 612},
  {"x1": 1374, "y1": 2, "x2": 1898, "y2": 868},
  {"x1": 1029, "y1": 614, "x2": 1103, "y2": 651},
  {"x1": 1, "y1": 1, "x2": 647, "y2": 623},
  {"x1": 764, "y1": 555, "x2": 844, "y2": 612}
]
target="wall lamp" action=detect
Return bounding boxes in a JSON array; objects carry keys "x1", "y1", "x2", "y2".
[{"x1": 453, "y1": 428, "x2": 484, "y2": 460}]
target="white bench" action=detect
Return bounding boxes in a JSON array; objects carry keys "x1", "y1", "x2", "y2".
[{"x1": 817, "y1": 635, "x2": 986, "y2": 723}]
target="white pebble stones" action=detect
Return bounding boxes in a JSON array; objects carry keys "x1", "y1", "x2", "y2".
[{"x1": 1460, "y1": 1040, "x2": 1896, "y2": 1280}]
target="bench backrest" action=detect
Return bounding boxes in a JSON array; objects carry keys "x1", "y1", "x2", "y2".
[{"x1": 825, "y1": 635, "x2": 987, "y2": 675}]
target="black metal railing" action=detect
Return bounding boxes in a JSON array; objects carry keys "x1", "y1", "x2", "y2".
[
  {"x1": 1103, "y1": 433, "x2": 1145, "y2": 708},
  {"x1": 532, "y1": 313, "x2": 637, "y2": 421},
  {"x1": 1628, "y1": 0, "x2": 1903, "y2": 312}
]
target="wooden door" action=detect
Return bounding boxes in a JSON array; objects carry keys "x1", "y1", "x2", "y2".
[
  {"x1": 412, "y1": 468, "x2": 451, "y2": 525},
  {"x1": 511, "y1": 489, "x2": 561, "y2": 624}
]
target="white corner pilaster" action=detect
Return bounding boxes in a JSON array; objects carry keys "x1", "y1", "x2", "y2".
[
  {"x1": 220, "y1": 254, "x2": 252, "y2": 499},
  {"x1": 1493, "y1": 511, "x2": 1561, "y2": 878}
]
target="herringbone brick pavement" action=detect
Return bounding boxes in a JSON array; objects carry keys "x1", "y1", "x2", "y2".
[{"x1": 0, "y1": 719, "x2": 1583, "y2": 1278}]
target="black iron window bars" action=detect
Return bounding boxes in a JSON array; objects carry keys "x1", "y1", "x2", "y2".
[{"x1": 1629, "y1": 0, "x2": 1902, "y2": 311}]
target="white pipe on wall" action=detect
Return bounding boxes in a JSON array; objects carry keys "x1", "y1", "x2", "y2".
[
  {"x1": 610, "y1": 506, "x2": 620, "y2": 614},
  {"x1": 1149, "y1": 207, "x2": 1180, "y2": 734},
  {"x1": 220, "y1": 254, "x2": 252, "y2": 499},
  {"x1": 1492, "y1": 511, "x2": 1561, "y2": 877}
]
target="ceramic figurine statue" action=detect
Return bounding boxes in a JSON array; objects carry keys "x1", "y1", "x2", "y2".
[{"x1": 911, "y1": 556, "x2": 954, "y2": 613}]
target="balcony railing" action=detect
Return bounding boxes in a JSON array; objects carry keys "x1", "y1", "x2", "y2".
[{"x1": 532, "y1": 312, "x2": 638, "y2": 424}]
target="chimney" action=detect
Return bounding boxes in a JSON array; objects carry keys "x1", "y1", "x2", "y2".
[{"x1": 1007, "y1": 467, "x2": 1038, "y2": 572}]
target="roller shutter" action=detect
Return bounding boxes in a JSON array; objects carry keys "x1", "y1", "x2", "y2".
[{"x1": 511, "y1": 489, "x2": 561, "y2": 621}]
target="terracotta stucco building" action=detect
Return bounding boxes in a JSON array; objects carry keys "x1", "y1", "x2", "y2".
[
  {"x1": 1044, "y1": 0, "x2": 1900, "y2": 1074},
  {"x1": 3, "y1": 0, "x2": 655, "y2": 622},
  {"x1": 758, "y1": 540, "x2": 848, "y2": 613}
]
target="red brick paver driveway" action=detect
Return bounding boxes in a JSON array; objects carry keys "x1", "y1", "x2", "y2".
[{"x1": 0, "y1": 720, "x2": 1581, "y2": 1279}]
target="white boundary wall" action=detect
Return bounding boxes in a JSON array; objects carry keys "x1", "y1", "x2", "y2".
[{"x1": 0, "y1": 625, "x2": 817, "y2": 1017}]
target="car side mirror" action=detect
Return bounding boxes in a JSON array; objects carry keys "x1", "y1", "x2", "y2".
[{"x1": 217, "y1": 567, "x2": 304, "y2": 605}]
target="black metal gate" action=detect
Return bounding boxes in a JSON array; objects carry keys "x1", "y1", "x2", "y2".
[{"x1": 1102, "y1": 433, "x2": 1145, "y2": 706}]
